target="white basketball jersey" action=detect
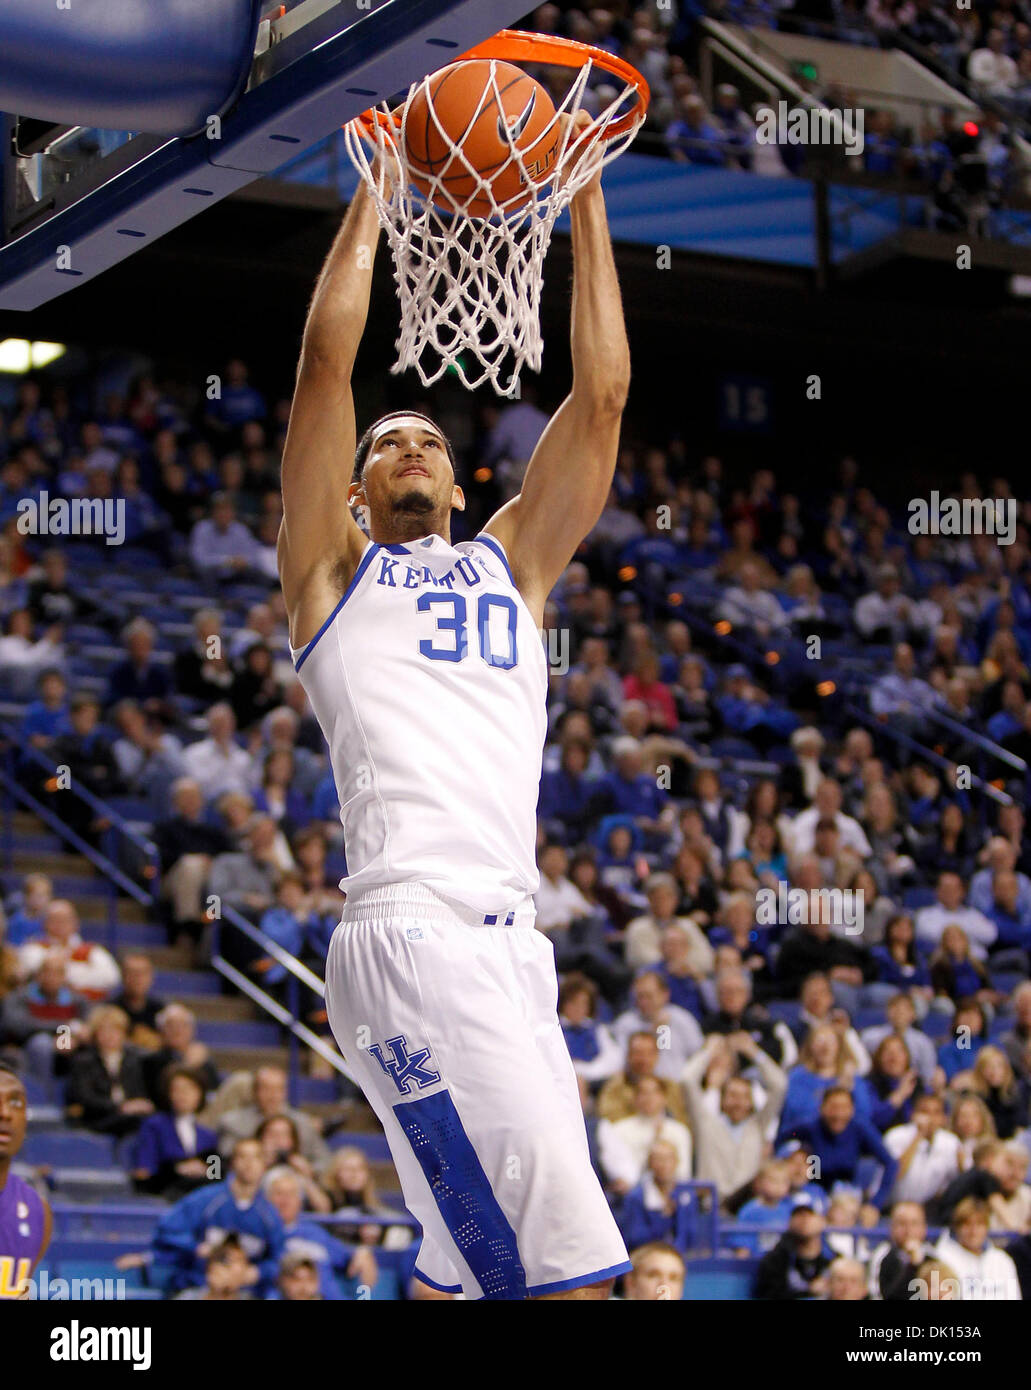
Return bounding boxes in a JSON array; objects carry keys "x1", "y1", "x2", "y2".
[{"x1": 291, "y1": 531, "x2": 547, "y2": 913}]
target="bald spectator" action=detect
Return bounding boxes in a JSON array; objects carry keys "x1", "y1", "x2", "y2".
[
  {"x1": 217, "y1": 1066, "x2": 329, "y2": 1169},
  {"x1": 18, "y1": 900, "x2": 120, "y2": 1000},
  {"x1": 701, "y1": 968, "x2": 787, "y2": 1063},
  {"x1": 182, "y1": 703, "x2": 255, "y2": 801}
]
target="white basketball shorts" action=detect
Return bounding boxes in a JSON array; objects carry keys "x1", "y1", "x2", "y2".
[{"x1": 324, "y1": 881, "x2": 631, "y2": 1299}]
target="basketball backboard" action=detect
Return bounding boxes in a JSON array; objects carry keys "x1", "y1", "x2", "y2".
[{"x1": 0, "y1": 0, "x2": 532, "y2": 311}]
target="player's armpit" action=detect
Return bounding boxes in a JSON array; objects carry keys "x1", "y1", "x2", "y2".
[{"x1": 484, "y1": 386, "x2": 625, "y2": 620}]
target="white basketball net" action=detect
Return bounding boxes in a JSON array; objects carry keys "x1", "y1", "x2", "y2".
[{"x1": 344, "y1": 57, "x2": 643, "y2": 396}]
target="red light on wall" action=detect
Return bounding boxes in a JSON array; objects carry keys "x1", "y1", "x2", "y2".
[{"x1": 963, "y1": 121, "x2": 979, "y2": 137}]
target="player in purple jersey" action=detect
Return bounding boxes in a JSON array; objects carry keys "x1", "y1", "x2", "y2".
[{"x1": 0, "y1": 1064, "x2": 51, "y2": 1299}]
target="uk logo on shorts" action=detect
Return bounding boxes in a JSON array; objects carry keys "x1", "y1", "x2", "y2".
[{"x1": 368, "y1": 1034, "x2": 441, "y2": 1096}]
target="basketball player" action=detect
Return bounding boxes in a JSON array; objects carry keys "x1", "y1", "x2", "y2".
[
  {"x1": 278, "y1": 120, "x2": 631, "y2": 1299},
  {"x1": 0, "y1": 1064, "x2": 52, "y2": 1298}
]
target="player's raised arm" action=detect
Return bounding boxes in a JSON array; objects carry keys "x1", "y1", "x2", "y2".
[
  {"x1": 278, "y1": 182, "x2": 384, "y2": 644},
  {"x1": 484, "y1": 147, "x2": 630, "y2": 624}
]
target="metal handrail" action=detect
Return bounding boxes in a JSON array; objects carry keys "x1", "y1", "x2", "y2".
[
  {"x1": 845, "y1": 702, "x2": 1013, "y2": 817},
  {"x1": 0, "y1": 719, "x2": 345, "y2": 1087},
  {"x1": 0, "y1": 753, "x2": 153, "y2": 907},
  {"x1": 920, "y1": 704, "x2": 1028, "y2": 774}
]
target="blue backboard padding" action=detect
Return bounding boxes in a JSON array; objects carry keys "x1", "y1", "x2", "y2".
[
  {"x1": 0, "y1": 0, "x2": 263, "y2": 138},
  {"x1": 275, "y1": 144, "x2": 919, "y2": 267}
]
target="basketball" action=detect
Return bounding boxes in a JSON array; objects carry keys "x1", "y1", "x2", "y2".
[{"x1": 402, "y1": 59, "x2": 559, "y2": 216}]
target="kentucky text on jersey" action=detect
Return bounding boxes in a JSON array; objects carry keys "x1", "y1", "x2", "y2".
[{"x1": 292, "y1": 532, "x2": 547, "y2": 915}]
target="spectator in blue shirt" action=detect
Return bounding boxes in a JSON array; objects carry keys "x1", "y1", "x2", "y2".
[
  {"x1": 254, "y1": 872, "x2": 310, "y2": 993},
  {"x1": 793, "y1": 1086, "x2": 898, "y2": 1217},
  {"x1": 310, "y1": 770, "x2": 340, "y2": 826},
  {"x1": 777, "y1": 1023, "x2": 876, "y2": 1145},
  {"x1": 207, "y1": 358, "x2": 267, "y2": 430},
  {"x1": 732, "y1": 1159, "x2": 795, "y2": 1255},
  {"x1": 619, "y1": 1139, "x2": 701, "y2": 1254},
  {"x1": 937, "y1": 1000, "x2": 990, "y2": 1081},
  {"x1": 595, "y1": 738, "x2": 671, "y2": 848},
  {"x1": 863, "y1": 110, "x2": 902, "y2": 174},
  {"x1": 667, "y1": 95, "x2": 727, "y2": 166},
  {"x1": 129, "y1": 1066, "x2": 217, "y2": 1199},
  {"x1": 538, "y1": 739, "x2": 595, "y2": 845},
  {"x1": 152, "y1": 1136, "x2": 284, "y2": 1295},
  {"x1": 970, "y1": 839, "x2": 1031, "y2": 915},
  {"x1": 982, "y1": 870, "x2": 1031, "y2": 958},
  {"x1": 21, "y1": 669, "x2": 70, "y2": 749},
  {"x1": 871, "y1": 912, "x2": 932, "y2": 996}
]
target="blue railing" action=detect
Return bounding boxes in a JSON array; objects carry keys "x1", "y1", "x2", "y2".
[
  {"x1": 921, "y1": 704, "x2": 1029, "y2": 802},
  {"x1": 0, "y1": 719, "x2": 348, "y2": 1090}
]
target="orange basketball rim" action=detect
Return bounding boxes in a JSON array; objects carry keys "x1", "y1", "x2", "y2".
[{"x1": 352, "y1": 28, "x2": 651, "y2": 156}]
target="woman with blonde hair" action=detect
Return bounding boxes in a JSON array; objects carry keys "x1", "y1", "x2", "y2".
[
  {"x1": 322, "y1": 1145, "x2": 411, "y2": 1251},
  {"x1": 776, "y1": 1022, "x2": 877, "y2": 1145},
  {"x1": 959, "y1": 1046, "x2": 1028, "y2": 1140},
  {"x1": 949, "y1": 1092, "x2": 997, "y2": 1169}
]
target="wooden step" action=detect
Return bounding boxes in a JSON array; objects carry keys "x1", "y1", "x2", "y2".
[
  {"x1": 65, "y1": 896, "x2": 149, "y2": 924},
  {"x1": 144, "y1": 945, "x2": 194, "y2": 970},
  {"x1": 11, "y1": 849, "x2": 98, "y2": 875},
  {"x1": 212, "y1": 1045, "x2": 290, "y2": 1074},
  {"x1": 186, "y1": 995, "x2": 256, "y2": 1022}
]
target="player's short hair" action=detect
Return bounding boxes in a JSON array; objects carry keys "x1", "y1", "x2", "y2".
[
  {"x1": 353, "y1": 411, "x2": 456, "y2": 482},
  {"x1": 0, "y1": 1060, "x2": 25, "y2": 1086}
]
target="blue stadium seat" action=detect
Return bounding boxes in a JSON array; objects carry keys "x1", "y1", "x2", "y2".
[
  {"x1": 21, "y1": 1131, "x2": 115, "y2": 1166},
  {"x1": 330, "y1": 1130, "x2": 392, "y2": 1161},
  {"x1": 902, "y1": 887, "x2": 936, "y2": 909},
  {"x1": 684, "y1": 1258, "x2": 758, "y2": 1300}
]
